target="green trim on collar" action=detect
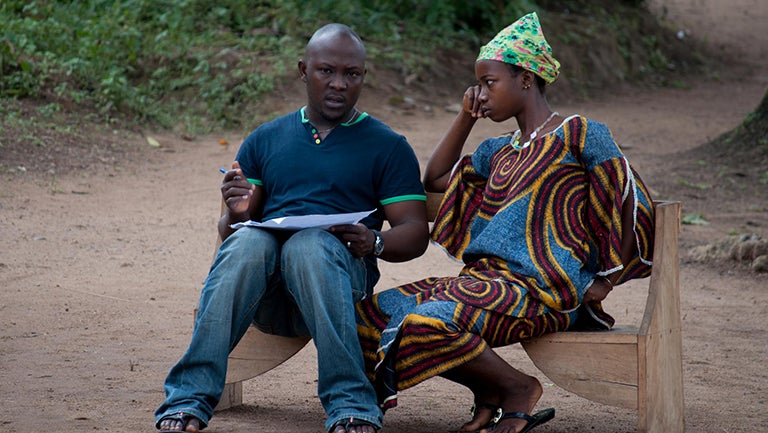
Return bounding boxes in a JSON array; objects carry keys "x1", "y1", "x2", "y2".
[
  {"x1": 300, "y1": 106, "x2": 367, "y2": 126},
  {"x1": 343, "y1": 111, "x2": 368, "y2": 126}
]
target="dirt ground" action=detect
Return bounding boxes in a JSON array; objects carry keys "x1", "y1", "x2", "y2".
[{"x1": 1, "y1": 1, "x2": 767, "y2": 432}]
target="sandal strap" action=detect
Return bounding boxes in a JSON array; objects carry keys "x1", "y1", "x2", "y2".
[
  {"x1": 491, "y1": 407, "x2": 556, "y2": 432},
  {"x1": 491, "y1": 408, "x2": 536, "y2": 425},
  {"x1": 470, "y1": 402, "x2": 499, "y2": 418}
]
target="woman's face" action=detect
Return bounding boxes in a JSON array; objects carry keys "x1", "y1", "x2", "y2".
[{"x1": 474, "y1": 60, "x2": 524, "y2": 122}]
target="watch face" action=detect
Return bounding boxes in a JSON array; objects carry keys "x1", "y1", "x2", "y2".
[{"x1": 373, "y1": 231, "x2": 384, "y2": 255}]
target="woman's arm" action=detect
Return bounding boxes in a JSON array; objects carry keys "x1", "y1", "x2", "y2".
[
  {"x1": 583, "y1": 187, "x2": 638, "y2": 303},
  {"x1": 423, "y1": 86, "x2": 481, "y2": 192}
]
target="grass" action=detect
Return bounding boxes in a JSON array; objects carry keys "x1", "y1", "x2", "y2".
[{"x1": 1, "y1": 0, "x2": 704, "y2": 134}]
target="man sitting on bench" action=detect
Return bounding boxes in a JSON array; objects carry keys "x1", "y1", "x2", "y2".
[{"x1": 154, "y1": 23, "x2": 429, "y2": 433}]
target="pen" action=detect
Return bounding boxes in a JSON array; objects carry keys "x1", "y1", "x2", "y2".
[{"x1": 219, "y1": 168, "x2": 227, "y2": 174}]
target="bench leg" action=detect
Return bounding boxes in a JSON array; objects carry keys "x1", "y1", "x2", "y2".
[
  {"x1": 638, "y1": 329, "x2": 685, "y2": 433},
  {"x1": 215, "y1": 381, "x2": 243, "y2": 411}
]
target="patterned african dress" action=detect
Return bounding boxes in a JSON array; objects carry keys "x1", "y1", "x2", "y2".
[{"x1": 355, "y1": 115, "x2": 656, "y2": 410}]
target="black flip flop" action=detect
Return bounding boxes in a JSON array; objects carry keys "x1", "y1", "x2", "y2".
[
  {"x1": 460, "y1": 402, "x2": 500, "y2": 433},
  {"x1": 490, "y1": 407, "x2": 555, "y2": 432}
]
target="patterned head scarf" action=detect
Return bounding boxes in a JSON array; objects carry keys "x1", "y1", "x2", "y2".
[{"x1": 476, "y1": 12, "x2": 560, "y2": 84}]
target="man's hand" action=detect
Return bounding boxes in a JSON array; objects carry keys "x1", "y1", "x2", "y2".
[
  {"x1": 221, "y1": 161, "x2": 254, "y2": 217},
  {"x1": 329, "y1": 223, "x2": 374, "y2": 258}
]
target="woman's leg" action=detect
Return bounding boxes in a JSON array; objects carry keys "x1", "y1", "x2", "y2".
[
  {"x1": 441, "y1": 347, "x2": 542, "y2": 433},
  {"x1": 369, "y1": 295, "x2": 556, "y2": 433}
]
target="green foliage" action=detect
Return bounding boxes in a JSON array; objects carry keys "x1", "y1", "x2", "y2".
[
  {"x1": 0, "y1": 0, "x2": 669, "y2": 131},
  {"x1": 682, "y1": 213, "x2": 709, "y2": 226}
]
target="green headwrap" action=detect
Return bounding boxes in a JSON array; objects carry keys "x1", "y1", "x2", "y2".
[{"x1": 476, "y1": 12, "x2": 560, "y2": 84}]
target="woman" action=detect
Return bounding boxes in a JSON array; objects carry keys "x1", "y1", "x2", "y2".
[{"x1": 355, "y1": 12, "x2": 655, "y2": 433}]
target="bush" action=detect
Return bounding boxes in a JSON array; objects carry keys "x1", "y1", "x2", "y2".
[{"x1": 0, "y1": 0, "x2": 693, "y2": 132}]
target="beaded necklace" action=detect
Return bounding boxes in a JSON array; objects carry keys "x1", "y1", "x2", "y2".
[
  {"x1": 310, "y1": 109, "x2": 358, "y2": 144},
  {"x1": 511, "y1": 111, "x2": 558, "y2": 150}
]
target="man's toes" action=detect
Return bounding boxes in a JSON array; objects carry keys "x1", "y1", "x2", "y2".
[
  {"x1": 159, "y1": 417, "x2": 200, "y2": 432},
  {"x1": 160, "y1": 419, "x2": 183, "y2": 431},
  {"x1": 185, "y1": 418, "x2": 201, "y2": 432}
]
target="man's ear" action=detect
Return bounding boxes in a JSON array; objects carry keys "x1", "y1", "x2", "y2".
[{"x1": 298, "y1": 60, "x2": 307, "y2": 82}]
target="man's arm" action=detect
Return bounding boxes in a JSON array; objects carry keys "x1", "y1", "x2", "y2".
[{"x1": 376, "y1": 200, "x2": 430, "y2": 262}]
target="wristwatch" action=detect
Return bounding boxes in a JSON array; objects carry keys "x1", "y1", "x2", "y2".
[{"x1": 371, "y1": 229, "x2": 384, "y2": 256}]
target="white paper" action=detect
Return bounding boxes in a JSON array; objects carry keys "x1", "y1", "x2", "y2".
[{"x1": 230, "y1": 209, "x2": 376, "y2": 231}]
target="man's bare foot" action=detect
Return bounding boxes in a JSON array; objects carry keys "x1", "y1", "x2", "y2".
[
  {"x1": 331, "y1": 425, "x2": 376, "y2": 433},
  {"x1": 329, "y1": 418, "x2": 378, "y2": 433},
  {"x1": 158, "y1": 413, "x2": 201, "y2": 432}
]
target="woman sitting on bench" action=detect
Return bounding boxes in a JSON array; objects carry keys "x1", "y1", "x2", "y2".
[{"x1": 355, "y1": 12, "x2": 655, "y2": 433}]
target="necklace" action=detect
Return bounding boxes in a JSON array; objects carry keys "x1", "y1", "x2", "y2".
[
  {"x1": 316, "y1": 109, "x2": 358, "y2": 133},
  {"x1": 511, "y1": 111, "x2": 558, "y2": 149}
]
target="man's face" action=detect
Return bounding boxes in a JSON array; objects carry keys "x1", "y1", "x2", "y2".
[{"x1": 300, "y1": 35, "x2": 366, "y2": 123}]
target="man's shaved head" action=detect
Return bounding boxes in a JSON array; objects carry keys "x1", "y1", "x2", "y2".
[{"x1": 305, "y1": 23, "x2": 366, "y2": 61}]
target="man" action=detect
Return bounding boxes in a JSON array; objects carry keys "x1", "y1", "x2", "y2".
[{"x1": 155, "y1": 23, "x2": 429, "y2": 433}]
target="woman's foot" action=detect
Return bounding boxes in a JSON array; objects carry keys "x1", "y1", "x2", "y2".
[
  {"x1": 460, "y1": 376, "x2": 542, "y2": 432},
  {"x1": 158, "y1": 412, "x2": 201, "y2": 432},
  {"x1": 490, "y1": 408, "x2": 555, "y2": 433},
  {"x1": 458, "y1": 402, "x2": 497, "y2": 432},
  {"x1": 489, "y1": 375, "x2": 543, "y2": 433},
  {"x1": 442, "y1": 346, "x2": 545, "y2": 433}
]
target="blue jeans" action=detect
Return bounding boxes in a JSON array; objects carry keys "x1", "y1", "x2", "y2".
[{"x1": 155, "y1": 227, "x2": 383, "y2": 431}]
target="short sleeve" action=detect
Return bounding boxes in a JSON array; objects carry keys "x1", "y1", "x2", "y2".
[
  {"x1": 578, "y1": 120, "x2": 654, "y2": 281},
  {"x1": 375, "y1": 135, "x2": 426, "y2": 204},
  {"x1": 235, "y1": 130, "x2": 263, "y2": 185},
  {"x1": 471, "y1": 135, "x2": 511, "y2": 178},
  {"x1": 431, "y1": 155, "x2": 488, "y2": 259}
]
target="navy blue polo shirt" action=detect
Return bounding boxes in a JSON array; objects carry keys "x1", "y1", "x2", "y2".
[{"x1": 235, "y1": 108, "x2": 425, "y2": 230}]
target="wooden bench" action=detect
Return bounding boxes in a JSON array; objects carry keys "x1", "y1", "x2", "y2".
[{"x1": 209, "y1": 194, "x2": 684, "y2": 433}]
